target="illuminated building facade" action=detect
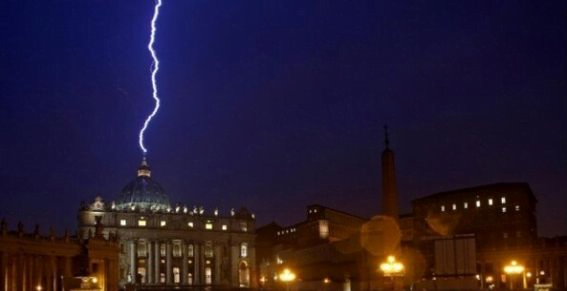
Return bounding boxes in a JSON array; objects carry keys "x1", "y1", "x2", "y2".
[
  {"x1": 412, "y1": 183, "x2": 538, "y2": 249},
  {"x1": 77, "y1": 158, "x2": 256, "y2": 289},
  {"x1": 0, "y1": 219, "x2": 119, "y2": 291},
  {"x1": 256, "y1": 204, "x2": 370, "y2": 291},
  {"x1": 410, "y1": 183, "x2": 567, "y2": 289}
]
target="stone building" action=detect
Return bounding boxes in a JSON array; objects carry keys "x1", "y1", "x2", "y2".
[
  {"x1": 410, "y1": 182, "x2": 567, "y2": 289},
  {"x1": 77, "y1": 158, "x2": 256, "y2": 289},
  {"x1": 256, "y1": 205, "x2": 371, "y2": 291},
  {"x1": 256, "y1": 129, "x2": 401, "y2": 291},
  {"x1": 256, "y1": 129, "x2": 567, "y2": 290},
  {"x1": 0, "y1": 219, "x2": 119, "y2": 291}
]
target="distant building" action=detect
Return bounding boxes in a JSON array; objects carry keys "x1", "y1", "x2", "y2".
[
  {"x1": 0, "y1": 219, "x2": 119, "y2": 291},
  {"x1": 256, "y1": 128, "x2": 402, "y2": 291},
  {"x1": 410, "y1": 182, "x2": 567, "y2": 289},
  {"x1": 256, "y1": 204, "x2": 372, "y2": 291},
  {"x1": 257, "y1": 128, "x2": 567, "y2": 290},
  {"x1": 412, "y1": 182, "x2": 538, "y2": 249},
  {"x1": 77, "y1": 158, "x2": 256, "y2": 289}
]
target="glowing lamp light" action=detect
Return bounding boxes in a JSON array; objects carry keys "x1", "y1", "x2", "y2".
[
  {"x1": 486, "y1": 276, "x2": 494, "y2": 283},
  {"x1": 279, "y1": 268, "x2": 296, "y2": 282},
  {"x1": 36, "y1": 285, "x2": 42, "y2": 291},
  {"x1": 380, "y1": 256, "x2": 404, "y2": 275},
  {"x1": 503, "y1": 260, "x2": 525, "y2": 274},
  {"x1": 323, "y1": 277, "x2": 331, "y2": 284},
  {"x1": 92, "y1": 277, "x2": 98, "y2": 284}
]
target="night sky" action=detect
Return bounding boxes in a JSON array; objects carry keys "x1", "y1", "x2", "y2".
[{"x1": 1, "y1": 1, "x2": 565, "y2": 237}]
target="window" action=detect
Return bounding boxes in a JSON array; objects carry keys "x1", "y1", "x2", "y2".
[
  {"x1": 515, "y1": 205, "x2": 520, "y2": 211},
  {"x1": 205, "y1": 267, "x2": 212, "y2": 284},
  {"x1": 222, "y1": 224, "x2": 227, "y2": 231},
  {"x1": 137, "y1": 241, "x2": 147, "y2": 257},
  {"x1": 138, "y1": 267, "x2": 146, "y2": 283},
  {"x1": 160, "y1": 273, "x2": 165, "y2": 283},
  {"x1": 240, "y1": 222, "x2": 248, "y2": 232},
  {"x1": 240, "y1": 242, "x2": 248, "y2": 258},
  {"x1": 452, "y1": 204, "x2": 456, "y2": 211},
  {"x1": 187, "y1": 244, "x2": 194, "y2": 257},
  {"x1": 173, "y1": 267, "x2": 180, "y2": 283},
  {"x1": 476, "y1": 200, "x2": 481, "y2": 208},
  {"x1": 204, "y1": 241, "x2": 213, "y2": 258},
  {"x1": 501, "y1": 197, "x2": 506, "y2": 204},
  {"x1": 120, "y1": 219, "x2": 127, "y2": 226},
  {"x1": 488, "y1": 198, "x2": 493, "y2": 206},
  {"x1": 187, "y1": 273, "x2": 193, "y2": 285},
  {"x1": 441, "y1": 205, "x2": 445, "y2": 212},
  {"x1": 173, "y1": 241, "x2": 182, "y2": 257},
  {"x1": 188, "y1": 222, "x2": 194, "y2": 228},
  {"x1": 319, "y1": 220, "x2": 329, "y2": 239},
  {"x1": 160, "y1": 243, "x2": 166, "y2": 257},
  {"x1": 160, "y1": 220, "x2": 166, "y2": 227},
  {"x1": 138, "y1": 219, "x2": 146, "y2": 227},
  {"x1": 502, "y1": 207, "x2": 507, "y2": 213},
  {"x1": 464, "y1": 202, "x2": 468, "y2": 209},
  {"x1": 205, "y1": 222, "x2": 213, "y2": 230}
]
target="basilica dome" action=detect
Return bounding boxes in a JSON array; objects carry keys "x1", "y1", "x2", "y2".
[{"x1": 114, "y1": 158, "x2": 170, "y2": 211}]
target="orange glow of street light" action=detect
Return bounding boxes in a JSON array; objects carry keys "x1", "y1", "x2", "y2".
[
  {"x1": 279, "y1": 268, "x2": 296, "y2": 282},
  {"x1": 503, "y1": 260, "x2": 525, "y2": 274},
  {"x1": 380, "y1": 256, "x2": 404, "y2": 275}
]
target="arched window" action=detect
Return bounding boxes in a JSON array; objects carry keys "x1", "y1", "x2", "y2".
[
  {"x1": 173, "y1": 267, "x2": 180, "y2": 283},
  {"x1": 187, "y1": 244, "x2": 194, "y2": 257},
  {"x1": 160, "y1": 243, "x2": 166, "y2": 257},
  {"x1": 204, "y1": 241, "x2": 213, "y2": 258},
  {"x1": 240, "y1": 242, "x2": 248, "y2": 258},
  {"x1": 205, "y1": 267, "x2": 212, "y2": 284},
  {"x1": 187, "y1": 273, "x2": 193, "y2": 285},
  {"x1": 137, "y1": 240, "x2": 147, "y2": 257},
  {"x1": 173, "y1": 241, "x2": 181, "y2": 257},
  {"x1": 238, "y1": 261, "x2": 250, "y2": 287}
]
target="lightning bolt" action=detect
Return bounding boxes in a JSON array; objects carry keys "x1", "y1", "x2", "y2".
[{"x1": 138, "y1": 0, "x2": 163, "y2": 154}]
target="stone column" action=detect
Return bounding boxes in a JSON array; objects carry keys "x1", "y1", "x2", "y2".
[
  {"x1": 129, "y1": 240, "x2": 137, "y2": 283},
  {"x1": 182, "y1": 241, "x2": 188, "y2": 285},
  {"x1": 147, "y1": 241, "x2": 152, "y2": 284},
  {"x1": 35, "y1": 255, "x2": 43, "y2": 291},
  {"x1": 214, "y1": 244, "x2": 221, "y2": 284},
  {"x1": 19, "y1": 254, "x2": 25, "y2": 291},
  {"x1": 200, "y1": 243, "x2": 206, "y2": 284},
  {"x1": 154, "y1": 242, "x2": 160, "y2": 283},
  {"x1": 194, "y1": 241, "x2": 200, "y2": 285},
  {"x1": 48, "y1": 256, "x2": 56, "y2": 291},
  {"x1": 166, "y1": 241, "x2": 172, "y2": 284},
  {"x1": 0, "y1": 252, "x2": 6, "y2": 291}
]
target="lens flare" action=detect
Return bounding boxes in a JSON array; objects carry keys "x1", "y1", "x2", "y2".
[{"x1": 138, "y1": 0, "x2": 163, "y2": 154}]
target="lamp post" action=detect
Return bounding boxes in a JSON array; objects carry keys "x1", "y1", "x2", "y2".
[
  {"x1": 380, "y1": 255, "x2": 404, "y2": 290},
  {"x1": 279, "y1": 268, "x2": 296, "y2": 291},
  {"x1": 503, "y1": 260, "x2": 525, "y2": 290}
]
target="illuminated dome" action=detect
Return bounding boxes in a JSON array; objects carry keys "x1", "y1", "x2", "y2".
[{"x1": 114, "y1": 157, "x2": 170, "y2": 211}]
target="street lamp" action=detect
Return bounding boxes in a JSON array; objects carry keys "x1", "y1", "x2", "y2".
[
  {"x1": 279, "y1": 268, "x2": 296, "y2": 291},
  {"x1": 503, "y1": 260, "x2": 525, "y2": 290},
  {"x1": 380, "y1": 256, "x2": 404, "y2": 290}
]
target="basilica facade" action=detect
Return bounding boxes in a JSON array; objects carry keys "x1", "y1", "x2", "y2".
[{"x1": 77, "y1": 158, "x2": 256, "y2": 289}]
